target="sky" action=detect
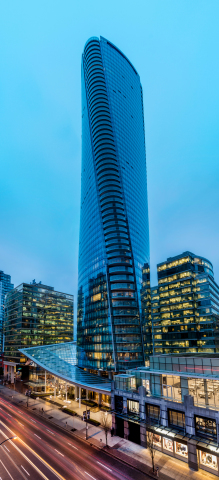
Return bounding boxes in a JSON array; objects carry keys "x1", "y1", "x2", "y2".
[{"x1": 0, "y1": 1, "x2": 219, "y2": 310}]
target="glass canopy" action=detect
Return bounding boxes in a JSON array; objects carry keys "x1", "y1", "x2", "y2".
[{"x1": 19, "y1": 342, "x2": 111, "y2": 394}]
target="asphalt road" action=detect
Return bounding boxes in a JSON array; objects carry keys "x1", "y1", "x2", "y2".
[{"x1": 0, "y1": 395, "x2": 149, "y2": 480}]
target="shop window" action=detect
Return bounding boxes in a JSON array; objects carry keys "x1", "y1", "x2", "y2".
[
  {"x1": 153, "y1": 434, "x2": 161, "y2": 448},
  {"x1": 163, "y1": 437, "x2": 173, "y2": 452},
  {"x1": 175, "y1": 442, "x2": 188, "y2": 458},
  {"x1": 195, "y1": 416, "x2": 217, "y2": 441},
  {"x1": 168, "y1": 409, "x2": 185, "y2": 431},
  {"x1": 200, "y1": 451, "x2": 217, "y2": 470}
]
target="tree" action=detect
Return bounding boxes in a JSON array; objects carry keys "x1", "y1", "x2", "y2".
[
  {"x1": 101, "y1": 412, "x2": 111, "y2": 447},
  {"x1": 147, "y1": 430, "x2": 156, "y2": 473}
]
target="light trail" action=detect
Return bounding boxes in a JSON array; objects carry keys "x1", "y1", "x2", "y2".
[
  {"x1": 0, "y1": 422, "x2": 65, "y2": 480},
  {"x1": 84, "y1": 473, "x2": 96, "y2": 480},
  {"x1": 0, "y1": 459, "x2": 15, "y2": 480},
  {"x1": 68, "y1": 443, "x2": 78, "y2": 450}
]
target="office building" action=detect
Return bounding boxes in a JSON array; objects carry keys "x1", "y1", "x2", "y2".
[
  {"x1": 0, "y1": 270, "x2": 14, "y2": 353},
  {"x1": 77, "y1": 36, "x2": 150, "y2": 373},
  {"x1": 151, "y1": 252, "x2": 219, "y2": 355},
  {"x1": 4, "y1": 281, "x2": 74, "y2": 364}
]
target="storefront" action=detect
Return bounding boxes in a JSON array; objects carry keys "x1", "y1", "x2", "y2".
[
  {"x1": 149, "y1": 429, "x2": 188, "y2": 463},
  {"x1": 197, "y1": 446, "x2": 219, "y2": 475},
  {"x1": 148, "y1": 426, "x2": 219, "y2": 474}
]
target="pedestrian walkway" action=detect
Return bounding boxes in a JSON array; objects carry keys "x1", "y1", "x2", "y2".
[{"x1": 0, "y1": 385, "x2": 218, "y2": 480}]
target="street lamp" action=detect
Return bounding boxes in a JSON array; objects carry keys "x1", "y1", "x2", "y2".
[{"x1": 0, "y1": 436, "x2": 17, "y2": 446}]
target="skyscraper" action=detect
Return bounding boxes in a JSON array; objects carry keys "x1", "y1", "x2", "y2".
[
  {"x1": 0, "y1": 270, "x2": 14, "y2": 353},
  {"x1": 77, "y1": 37, "x2": 150, "y2": 373}
]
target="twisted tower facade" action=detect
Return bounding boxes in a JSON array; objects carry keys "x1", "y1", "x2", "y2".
[{"x1": 77, "y1": 37, "x2": 150, "y2": 372}]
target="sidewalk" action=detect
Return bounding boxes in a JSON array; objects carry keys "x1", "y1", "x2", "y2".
[{"x1": 0, "y1": 385, "x2": 218, "y2": 480}]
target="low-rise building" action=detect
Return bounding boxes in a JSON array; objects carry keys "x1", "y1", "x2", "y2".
[{"x1": 112, "y1": 353, "x2": 219, "y2": 475}]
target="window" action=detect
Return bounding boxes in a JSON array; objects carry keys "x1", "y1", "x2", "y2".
[
  {"x1": 146, "y1": 404, "x2": 160, "y2": 424},
  {"x1": 195, "y1": 416, "x2": 217, "y2": 441},
  {"x1": 168, "y1": 410, "x2": 185, "y2": 430}
]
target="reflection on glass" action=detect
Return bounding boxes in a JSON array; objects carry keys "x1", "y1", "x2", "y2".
[{"x1": 200, "y1": 451, "x2": 217, "y2": 470}]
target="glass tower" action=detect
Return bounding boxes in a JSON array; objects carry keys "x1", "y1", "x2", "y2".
[
  {"x1": 77, "y1": 36, "x2": 150, "y2": 373},
  {"x1": 0, "y1": 270, "x2": 14, "y2": 354},
  {"x1": 4, "y1": 281, "x2": 74, "y2": 363},
  {"x1": 151, "y1": 252, "x2": 219, "y2": 354}
]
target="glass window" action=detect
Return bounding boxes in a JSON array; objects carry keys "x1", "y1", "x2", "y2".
[
  {"x1": 175, "y1": 442, "x2": 188, "y2": 458},
  {"x1": 146, "y1": 404, "x2": 160, "y2": 424},
  {"x1": 195, "y1": 416, "x2": 217, "y2": 441},
  {"x1": 163, "y1": 437, "x2": 173, "y2": 452},
  {"x1": 200, "y1": 451, "x2": 217, "y2": 470},
  {"x1": 127, "y1": 400, "x2": 139, "y2": 414},
  {"x1": 168, "y1": 409, "x2": 185, "y2": 430}
]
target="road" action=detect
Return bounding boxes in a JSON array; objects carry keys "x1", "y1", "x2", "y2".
[{"x1": 0, "y1": 395, "x2": 148, "y2": 480}]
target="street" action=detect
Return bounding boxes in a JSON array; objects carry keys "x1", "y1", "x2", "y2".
[{"x1": 0, "y1": 395, "x2": 149, "y2": 480}]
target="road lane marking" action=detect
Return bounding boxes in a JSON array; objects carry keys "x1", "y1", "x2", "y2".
[
  {"x1": 30, "y1": 419, "x2": 36, "y2": 423},
  {"x1": 4, "y1": 446, "x2": 10, "y2": 452},
  {"x1": 0, "y1": 421, "x2": 65, "y2": 480},
  {"x1": 68, "y1": 443, "x2": 78, "y2": 450},
  {"x1": 34, "y1": 434, "x2": 41, "y2": 439},
  {"x1": 85, "y1": 473, "x2": 96, "y2": 480},
  {"x1": 46, "y1": 429, "x2": 54, "y2": 435},
  {"x1": 18, "y1": 422, "x2": 24, "y2": 426},
  {"x1": 7, "y1": 413, "x2": 12, "y2": 417},
  {"x1": 0, "y1": 460, "x2": 14, "y2": 480},
  {"x1": 97, "y1": 461, "x2": 112, "y2": 471},
  {"x1": 55, "y1": 449, "x2": 64, "y2": 457},
  {"x1": 21, "y1": 465, "x2": 30, "y2": 476}
]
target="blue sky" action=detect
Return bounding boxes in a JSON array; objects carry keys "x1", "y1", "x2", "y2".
[{"x1": 0, "y1": 1, "x2": 219, "y2": 304}]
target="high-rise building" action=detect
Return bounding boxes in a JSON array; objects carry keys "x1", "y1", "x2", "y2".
[
  {"x1": 0, "y1": 270, "x2": 14, "y2": 353},
  {"x1": 151, "y1": 252, "x2": 219, "y2": 355},
  {"x1": 77, "y1": 37, "x2": 150, "y2": 373},
  {"x1": 4, "y1": 281, "x2": 74, "y2": 364}
]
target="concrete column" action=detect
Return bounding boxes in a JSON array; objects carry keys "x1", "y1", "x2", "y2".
[
  {"x1": 45, "y1": 371, "x2": 46, "y2": 393},
  {"x1": 86, "y1": 390, "x2": 88, "y2": 400},
  {"x1": 108, "y1": 372, "x2": 112, "y2": 380},
  {"x1": 66, "y1": 383, "x2": 67, "y2": 401},
  {"x1": 139, "y1": 386, "x2": 147, "y2": 447},
  {"x1": 124, "y1": 420, "x2": 129, "y2": 440},
  {"x1": 123, "y1": 397, "x2": 127, "y2": 413},
  {"x1": 184, "y1": 395, "x2": 196, "y2": 436},
  {"x1": 187, "y1": 440, "x2": 198, "y2": 471},
  {"x1": 75, "y1": 386, "x2": 79, "y2": 400},
  {"x1": 54, "y1": 386, "x2": 56, "y2": 399},
  {"x1": 79, "y1": 387, "x2": 81, "y2": 408},
  {"x1": 160, "y1": 399, "x2": 168, "y2": 427},
  {"x1": 10, "y1": 366, "x2": 14, "y2": 384},
  {"x1": 4, "y1": 364, "x2": 7, "y2": 377},
  {"x1": 98, "y1": 393, "x2": 102, "y2": 405}
]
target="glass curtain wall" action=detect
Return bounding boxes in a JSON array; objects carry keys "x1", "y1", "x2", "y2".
[{"x1": 77, "y1": 36, "x2": 150, "y2": 373}]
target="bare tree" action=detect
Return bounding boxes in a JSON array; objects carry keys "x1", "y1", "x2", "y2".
[
  {"x1": 147, "y1": 430, "x2": 156, "y2": 473},
  {"x1": 101, "y1": 412, "x2": 111, "y2": 447}
]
